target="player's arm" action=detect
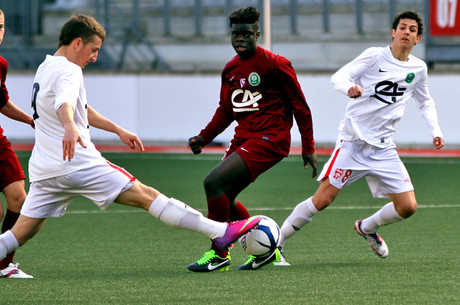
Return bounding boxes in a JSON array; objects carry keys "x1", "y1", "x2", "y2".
[
  {"x1": 331, "y1": 48, "x2": 376, "y2": 97},
  {"x1": 189, "y1": 101, "x2": 233, "y2": 154},
  {"x1": 413, "y1": 68, "x2": 444, "y2": 150},
  {"x1": 56, "y1": 102, "x2": 86, "y2": 161},
  {"x1": 87, "y1": 105, "x2": 144, "y2": 151},
  {"x1": 0, "y1": 99, "x2": 34, "y2": 128},
  {"x1": 277, "y1": 58, "x2": 317, "y2": 177}
]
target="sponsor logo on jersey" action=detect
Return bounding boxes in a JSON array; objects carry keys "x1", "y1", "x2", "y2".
[
  {"x1": 231, "y1": 89, "x2": 261, "y2": 112},
  {"x1": 248, "y1": 72, "x2": 261, "y2": 86},
  {"x1": 371, "y1": 80, "x2": 406, "y2": 105},
  {"x1": 240, "y1": 78, "x2": 246, "y2": 88}
]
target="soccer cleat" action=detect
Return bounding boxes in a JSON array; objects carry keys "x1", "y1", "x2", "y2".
[
  {"x1": 0, "y1": 263, "x2": 34, "y2": 279},
  {"x1": 213, "y1": 215, "x2": 262, "y2": 250},
  {"x1": 186, "y1": 250, "x2": 231, "y2": 272},
  {"x1": 237, "y1": 248, "x2": 280, "y2": 270},
  {"x1": 354, "y1": 220, "x2": 389, "y2": 258},
  {"x1": 273, "y1": 248, "x2": 291, "y2": 266}
]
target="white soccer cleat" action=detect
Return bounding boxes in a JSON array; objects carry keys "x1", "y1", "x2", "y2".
[
  {"x1": 0, "y1": 263, "x2": 34, "y2": 279},
  {"x1": 273, "y1": 247, "x2": 291, "y2": 266},
  {"x1": 354, "y1": 220, "x2": 389, "y2": 258}
]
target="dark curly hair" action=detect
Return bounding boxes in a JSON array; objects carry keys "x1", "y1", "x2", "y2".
[
  {"x1": 392, "y1": 10, "x2": 423, "y2": 36},
  {"x1": 229, "y1": 6, "x2": 260, "y2": 29}
]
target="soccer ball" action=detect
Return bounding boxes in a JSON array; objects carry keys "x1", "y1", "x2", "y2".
[{"x1": 239, "y1": 215, "x2": 280, "y2": 257}]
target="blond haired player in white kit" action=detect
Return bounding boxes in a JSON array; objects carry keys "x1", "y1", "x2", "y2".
[
  {"x1": 0, "y1": 15, "x2": 262, "y2": 274},
  {"x1": 277, "y1": 10, "x2": 444, "y2": 261}
]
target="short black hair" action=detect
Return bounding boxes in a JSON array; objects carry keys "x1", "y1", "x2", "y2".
[
  {"x1": 392, "y1": 10, "x2": 423, "y2": 36},
  {"x1": 229, "y1": 6, "x2": 260, "y2": 29}
]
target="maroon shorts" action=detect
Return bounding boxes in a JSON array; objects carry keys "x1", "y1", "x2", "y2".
[
  {"x1": 224, "y1": 138, "x2": 285, "y2": 182},
  {"x1": 0, "y1": 140, "x2": 26, "y2": 191}
]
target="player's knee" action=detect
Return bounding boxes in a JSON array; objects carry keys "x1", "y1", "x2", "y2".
[
  {"x1": 312, "y1": 194, "x2": 335, "y2": 211},
  {"x1": 203, "y1": 174, "x2": 221, "y2": 193},
  {"x1": 400, "y1": 202, "x2": 417, "y2": 218},
  {"x1": 6, "y1": 193, "x2": 26, "y2": 212}
]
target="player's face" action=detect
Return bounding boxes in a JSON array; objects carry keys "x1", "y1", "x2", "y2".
[
  {"x1": 391, "y1": 18, "x2": 421, "y2": 50},
  {"x1": 0, "y1": 14, "x2": 5, "y2": 47},
  {"x1": 231, "y1": 23, "x2": 259, "y2": 60},
  {"x1": 75, "y1": 35, "x2": 102, "y2": 69}
]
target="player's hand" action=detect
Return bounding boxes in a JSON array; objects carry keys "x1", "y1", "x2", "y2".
[
  {"x1": 118, "y1": 128, "x2": 145, "y2": 151},
  {"x1": 188, "y1": 136, "x2": 204, "y2": 154},
  {"x1": 62, "y1": 126, "x2": 86, "y2": 161},
  {"x1": 347, "y1": 85, "x2": 363, "y2": 98},
  {"x1": 302, "y1": 152, "x2": 318, "y2": 178},
  {"x1": 26, "y1": 115, "x2": 35, "y2": 129},
  {"x1": 433, "y1": 137, "x2": 444, "y2": 149}
]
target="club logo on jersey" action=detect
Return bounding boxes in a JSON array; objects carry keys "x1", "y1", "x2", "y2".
[
  {"x1": 405, "y1": 72, "x2": 415, "y2": 83},
  {"x1": 370, "y1": 80, "x2": 406, "y2": 105},
  {"x1": 248, "y1": 72, "x2": 260, "y2": 86},
  {"x1": 231, "y1": 89, "x2": 261, "y2": 112}
]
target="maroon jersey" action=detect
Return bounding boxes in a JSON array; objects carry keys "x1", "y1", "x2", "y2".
[
  {"x1": 0, "y1": 56, "x2": 10, "y2": 142},
  {"x1": 199, "y1": 46, "x2": 314, "y2": 156}
]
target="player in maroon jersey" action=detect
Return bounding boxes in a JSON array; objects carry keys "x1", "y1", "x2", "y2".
[
  {"x1": 0, "y1": 9, "x2": 35, "y2": 278},
  {"x1": 187, "y1": 6, "x2": 317, "y2": 272}
]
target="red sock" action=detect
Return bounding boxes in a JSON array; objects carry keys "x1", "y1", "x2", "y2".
[
  {"x1": 1, "y1": 209, "x2": 20, "y2": 269},
  {"x1": 207, "y1": 195, "x2": 230, "y2": 257},
  {"x1": 229, "y1": 200, "x2": 250, "y2": 221}
]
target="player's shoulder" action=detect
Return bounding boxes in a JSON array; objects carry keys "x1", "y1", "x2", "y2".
[
  {"x1": 0, "y1": 56, "x2": 8, "y2": 70},
  {"x1": 408, "y1": 53, "x2": 428, "y2": 69},
  {"x1": 223, "y1": 54, "x2": 240, "y2": 72}
]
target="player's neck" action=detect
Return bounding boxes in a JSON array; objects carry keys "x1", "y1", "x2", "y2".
[
  {"x1": 54, "y1": 46, "x2": 75, "y2": 63},
  {"x1": 389, "y1": 45, "x2": 411, "y2": 62}
]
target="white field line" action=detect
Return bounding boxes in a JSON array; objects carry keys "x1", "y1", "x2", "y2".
[{"x1": 65, "y1": 204, "x2": 460, "y2": 215}]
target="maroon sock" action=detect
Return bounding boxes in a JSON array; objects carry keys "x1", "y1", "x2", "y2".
[
  {"x1": 1, "y1": 209, "x2": 20, "y2": 269},
  {"x1": 207, "y1": 195, "x2": 230, "y2": 257},
  {"x1": 229, "y1": 200, "x2": 251, "y2": 221}
]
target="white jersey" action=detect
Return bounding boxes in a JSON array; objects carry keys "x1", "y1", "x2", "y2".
[
  {"x1": 29, "y1": 55, "x2": 107, "y2": 182},
  {"x1": 331, "y1": 46, "x2": 443, "y2": 148}
]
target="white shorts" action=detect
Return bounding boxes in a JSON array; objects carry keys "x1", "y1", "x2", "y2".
[
  {"x1": 318, "y1": 139, "x2": 414, "y2": 198},
  {"x1": 21, "y1": 161, "x2": 135, "y2": 218}
]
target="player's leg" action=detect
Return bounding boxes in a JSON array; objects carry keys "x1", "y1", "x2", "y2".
[
  {"x1": 0, "y1": 180, "x2": 27, "y2": 269},
  {"x1": 0, "y1": 145, "x2": 30, "y2": 278},
  {"x1": 114, "y1": 180, "x2": 261, "y2": 250},
  {"x1": 202, "y1": 152, "x2": 252, "y2": 257},
  {"x1": 359, "y1": 191, "x2": 414, "y2": 235},
  {"x1": 354, "y1": 148, "x2": 414, "y2": 258},
  {"x1": 0, "y1": 215, "x2": 45, "y2": 278},
  {"x1": 279, "y1": 178, "x2": 340, "y2": 247}
]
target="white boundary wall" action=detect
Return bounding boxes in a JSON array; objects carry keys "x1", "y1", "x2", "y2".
[{"x1": 3, "y1": 73, "x2": 459, "y2": 147}]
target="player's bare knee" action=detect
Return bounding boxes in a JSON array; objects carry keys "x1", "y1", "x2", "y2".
[
  {"x1": 6, "y1": 194, "x2": 26, "y2": 212},
  {"x1": 397, "y1": 202, "x2": 417, "y2": 218},
  {"x1": 312, "y1": 194, "x2": 334, "y2": 211}
]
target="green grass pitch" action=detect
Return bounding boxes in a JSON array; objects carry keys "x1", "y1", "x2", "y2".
[{"x1": 1, "y1": 152, "x2": 459, "y2": 304}]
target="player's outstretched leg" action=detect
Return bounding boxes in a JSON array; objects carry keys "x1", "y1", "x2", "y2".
[{"x1": 354, "y1": 220, "x2": 389, "y2": 258}]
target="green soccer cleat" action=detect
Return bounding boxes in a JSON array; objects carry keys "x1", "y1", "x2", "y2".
[
  {"x1": 237, "y1": 248, "x2": 280, "y2": 270},
  {"x1": 186, "y1": 250, "x2": 231, "y2": 272}
]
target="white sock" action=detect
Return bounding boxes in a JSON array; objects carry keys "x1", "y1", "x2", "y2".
[
  {"x1": 280, "y1": 197, "x2": 319, "y2": 247},
  {"x1": 0, "y1": 230, "x2": 19, "y2": 261},
  {"x1": 361, "y1": 202, "x2": 404, "y2": 234},
  {"x1": 148, "y1": 194, "x2": 226, "y2": 240}
]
